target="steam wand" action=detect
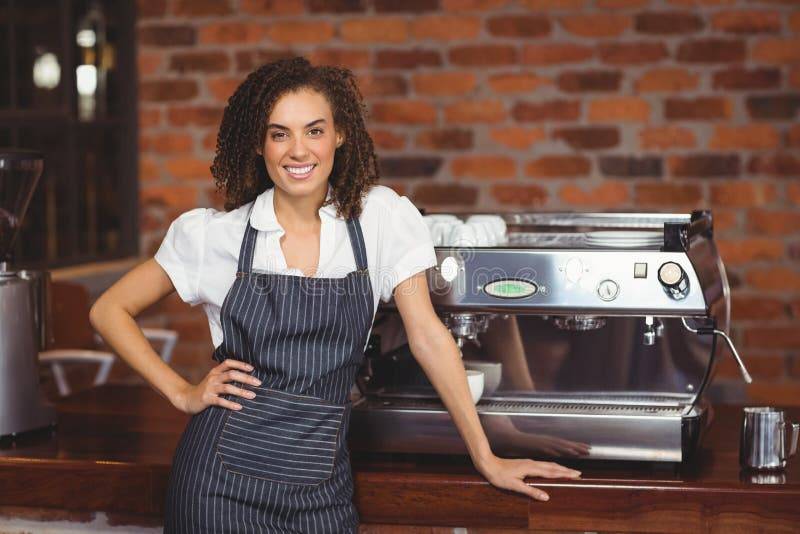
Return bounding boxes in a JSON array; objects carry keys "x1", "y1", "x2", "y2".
[{"x1": 681, "y1": 317, "x2": 752, "y2": 384}]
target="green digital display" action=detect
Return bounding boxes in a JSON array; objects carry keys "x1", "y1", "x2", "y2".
[{"x1": 484, "y1": 279, "x2": 537, "y2": 299}]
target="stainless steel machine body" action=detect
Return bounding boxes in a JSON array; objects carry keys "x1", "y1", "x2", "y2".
[{"x1": 349, "y1": 211, "x2": 746, "y2": 463}]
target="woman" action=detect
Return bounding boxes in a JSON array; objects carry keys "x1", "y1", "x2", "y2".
[{"x1": 90, "y1": 57, "x2": 580, "y2": 533}]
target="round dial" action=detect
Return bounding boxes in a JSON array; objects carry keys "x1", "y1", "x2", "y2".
[
  {"x1": 597, "y1": 279, "x2": 619, "y2": 301},
  {"x1": 658, "y1": 262, "x2": 684, "y2": 287}
]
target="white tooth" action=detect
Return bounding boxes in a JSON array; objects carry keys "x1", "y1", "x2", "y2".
[{"x1": 287, "y1": 165, "x2": 313, "y2": 174}]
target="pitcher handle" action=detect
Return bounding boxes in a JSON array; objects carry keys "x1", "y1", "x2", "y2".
[{"x1": 786, "y1": 422, "x2": 799, "y2": 459}]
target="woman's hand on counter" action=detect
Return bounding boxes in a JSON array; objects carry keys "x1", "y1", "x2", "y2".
[
  {"x1": 477, "y1": 454, "x2": 581, "y2": 502},
  {"x1": 171, "y1": 359, "x2": 261, "y2": 415}
]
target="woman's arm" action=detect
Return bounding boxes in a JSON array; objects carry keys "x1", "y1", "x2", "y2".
[
  {"x1": 392, "y1": 271, "x2": 581, "y2": 501},
  {"x1": 89, "y1": 259, "x2": 192, "y2": 407}
]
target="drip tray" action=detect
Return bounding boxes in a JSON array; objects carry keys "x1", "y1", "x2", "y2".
[{"x1": 350, "y1": 392, "x2": 707, "y2": 462}]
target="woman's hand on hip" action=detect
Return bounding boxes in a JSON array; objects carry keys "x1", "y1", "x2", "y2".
[
  {"x1": 172, "y1": 359, "x2": 262, "y2": 415},
  {"x1": 477, "y1": 454, "x2": 581, "y2": 502}
]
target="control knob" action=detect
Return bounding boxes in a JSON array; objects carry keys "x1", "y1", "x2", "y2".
[{"x1": 658, "y1": 261, "x2": 689, "y2": 299}]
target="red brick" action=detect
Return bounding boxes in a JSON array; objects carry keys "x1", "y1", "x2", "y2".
[
  {"x1": 747, "y1": 267, "x2": 800, "y2": 293},
  {"x1": 140, "y1": 185, "x2": 201, "y2": 211},
  {"x1": 411, "y1": 15, "x2": 482, "y2": 40},
  {"x1": 372, "y1": 100, "x2": 437, "y2": 124},
  {"x1": 589, "y1": 97, "x2": 650, "y2": 122},
  {"x1": 712, "y1": 10, "x2": 781, "y2": 33},
  {"x1": 559, "y1": 181, "x2": 629, "y2": 206},
  {"x1": 140, "y1": 133, "x2": 194, "y2": 154},
  {"x1": 240, "y1": 0, "x2": 304, "y2": 15},
  {"x1": 270, "y1": 21, "x2": 334, "y2": 44},
  {"x1": 731, "y1": 295, "x2": 788, "y2": 320},
  {"x1": 357, "y1": 74, "x2": 407, "y2": 98},
  {"x1": 138, "y1": 25, "x2": 196, "y2": 47},
  {"x1": 677, "y1": 39, "x2": 746, "y2": 63},
  {"x1": 139, "y1": 108, "x2": 161, "y2": 128},
  {"x1": 753, "y1": 38, "x2": 800, "y2": 63},
  {"x1": 374, "y1": 0, "x2": 437, "y2": 12},
  {"x1": 444, "y1": 100, "x2": 506, "y2": 123},
  {"x1": 558, "y1": 70, "x2": 621, "y2": 92},
  {"x1": 140, "y1": 79, "x2": 198, "y2": 102},
  {"x1": 600, "y1": 156, "x2": 662, "y2": 178},
  {"x1": 712, "y1": 67, "x2": 781, "y2": 90},
  {"x1": 450, "y1": 45, "x2": 517, "y2": 66},
  {"x1": 487, "y1": 15, "x2": 551, "y2": 37},
  {"x1": 525, "y1": 156, "x2": 591, "y2": 178},
  {"x1": 748, "y1": 153, "x2": 800, "y2": 177},
  {"x1": 169, "y1": 52, "x2": 229, "y2": 74},
  {"x1": 746, "y1": 383, "x2": 800, "y2": 407},
  {"x1": 488, "y1": 73, "x2": 552, "y2": 93},
  {"x1": 635, "y1": 68, "x2": 699, "y2": 92},
  {"x1": 709, "y1": 182, "x2": 776, "y2": 207},
  {"x1": 490, "y1": 184, "x2": 548, "y2": 207},
  {"x1": 375, "y1": 49, "x2": 441, "y2": 69},
  {"x1": 670, "y1": 154, "x2": 740, "y2": 177},
  {"x1": 709, "y1": 124, "x2": 781, "y2": 150},
  {"x1": 234, "y1": 50, "x2": 295, "y2": 72},
  {"x1": 137, "y1": 53, "x2": 162, "y2": 77},
  {"x1": 747, "y1": 209, "x2": 800, "y2": 235},
  {"x1": 442, "y1": 0, "x2": 511, "y2": 9},
  {"x1": 371, "y1": 129, "x2": 406, "y2": 150},
  {"x1": 138, "y1": 156, "x2": 159, "y2": 182},
  {"x1": 560, "y1": 14, "x2": 630, "y2": 37},
  {"x1": 305, "y1": 0, "x2": 363, "y2": 12},
  {"x1": 790, "y1": 183, "x2": 800, "y2": 206},
  {"x1": 415, "y1": 129, "x2": 473, "y2": 150},
  {"x1": 597, "y1": 0, "x2": 646, "y2": 6},
  {"x1": 522, "y1": 44, "x2": 594, "y2": 65},
  {"x1": 380, "y1": 157, "x2": 442, "y2": 178},
  {"x1": 520, "y1": 0, "x2": 587, "y2": 7},
  {"x1": 716, "y1": 237, "x2": 784, "y2": 265},
  {"x1": 165, "y1": 157, "x2": 212, "y2": 182},
  {"x1": 746, "y1": 94, "x2": 800, "y2": 119},
  {"x1": 340, "y1": 18, "x2": 408, "y2": 43},
  {"x1": 452, "y1": 156, "x2": 516, "y2": 180},
  {"x1": 791, "y1": 11, "x2": 800, "y2": 32},
  {"x1": 711, "y1": 209, "x2": 739, "y2": 233},
  {"x1": 137, "y1": 0, "x2": 166, "y2": 18},
  {"x1": 717, "y1": 354, "x2": 785, "y2": 380},
  {"x1": 199, "y1": 22, "x2": 266, "y2": 44},
  {"x1": 308, "y1": 49, "x2": 371, "y2": 70},
  {"x1": 665, "y1": 97, "x2": 732, "y2": 120},
  {"x1": 639, "y1": 126, "x2": 696, "y2": 149},
  {"x1": 667, "y1": 0, "x2": 736, "y2": 5},
  {"x1": 173, "y1": 0, "x2": 232, "y2": 16},
  {"x1": 202, "y1": 132, "x2": 217, "y2": 152},
  {"x1": 634, "y1": 183, "x2": 703, "y2": 207},
  {"x1": 635, "y1": 11, "x2": 704, "y2": 34},
  {"x1": 744, "y1": 327, "x2": 800, "y2": 349},
  {"x1": 489, "y1": 127, "x2": 546, "y2": 150},
  {"x1": 413, "y1": 183, "x2": 478, "y2": 206},
  {"x1": 553, "y1": 127, "x2": 620, "y2": 150},
  {"x1": 167, "y1": 106, "x2": 224, "y2": 127},
  {"x1": 206, "y1": 77, "x2": 241, "y2": 103},
  {"x1": 512, "y1": 100, "x2": 581, "y2": 122},
  {"x1": 788, "y1": 125, "x2": 800, "y2": 148},
  {"x1": 599, "y1": 42, "x2": 668, "y2": 64}
]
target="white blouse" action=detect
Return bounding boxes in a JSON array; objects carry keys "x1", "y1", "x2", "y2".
[{"x1": 154, "y1": 184, "x2": 437, "y2": 350}]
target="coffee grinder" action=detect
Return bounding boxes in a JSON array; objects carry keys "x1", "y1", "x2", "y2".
[{"x1": 0, "y1": 149, "x2": 56, "y2": 438}]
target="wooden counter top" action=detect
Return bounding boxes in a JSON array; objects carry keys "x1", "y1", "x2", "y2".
[{"x1": 1, "y1": 384, "x2": 798, "y2": 532}]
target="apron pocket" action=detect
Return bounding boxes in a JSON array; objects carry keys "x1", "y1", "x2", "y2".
[{"x1": 215, "y1": 386, "x2": 346, "y2": 486}]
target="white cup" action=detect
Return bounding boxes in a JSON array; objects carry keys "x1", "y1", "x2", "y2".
[
  {"x1": 449, "y1": 222, "x2": 479, "y2": 247},
  {"x1": 470, "y1": 222, "x2": 494, "y2": 246},
  {"x1": 467, "y1": 215, "x2": 507, "y2": 243},
  {"x1": 464, "y1": 360, "x2": 502, "y2": 397},
  {"x1": 466, "y1": 370, "x2": 485, "y2": 404}
]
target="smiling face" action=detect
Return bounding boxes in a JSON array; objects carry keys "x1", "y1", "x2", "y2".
[{"x1": 260, "y1": 88, "x2": 342, "y2": 200}]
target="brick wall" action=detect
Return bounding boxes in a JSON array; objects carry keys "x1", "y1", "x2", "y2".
[{"x1": 135, "y1": 0, "x2": 800, "y2": 402}]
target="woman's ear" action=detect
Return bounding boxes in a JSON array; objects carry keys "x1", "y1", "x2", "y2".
[{"x1": 336, "y1": 133, "x2": 344, "y2": 148}]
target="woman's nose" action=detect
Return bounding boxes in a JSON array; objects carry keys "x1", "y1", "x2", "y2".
[{"x1": 288, "y1": 137, "x2": 310, "y2": 159}]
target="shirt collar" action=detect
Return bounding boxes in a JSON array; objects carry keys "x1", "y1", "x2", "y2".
[{"x1": 249, "y1": 184, "x2": 337, "y2": 232}]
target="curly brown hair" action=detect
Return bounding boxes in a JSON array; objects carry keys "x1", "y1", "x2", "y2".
[{"x1": 210, "y1": 57, "x2": 379, "y2": 220}]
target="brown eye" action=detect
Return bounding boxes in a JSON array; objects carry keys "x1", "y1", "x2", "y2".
[
  {"x1": 271, "y1": 131, "x2": 287, "y2": 141},
  {"x1": 308, "y1": 128, "x2": 323, "y2": 136}
]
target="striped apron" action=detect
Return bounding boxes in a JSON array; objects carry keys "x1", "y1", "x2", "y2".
[{"x1": 164, "y1": 211, "x2": 374, "y2": 533}]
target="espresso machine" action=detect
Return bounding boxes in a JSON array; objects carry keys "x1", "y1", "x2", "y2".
[
  {"x1": 0, "y1": 149, "x2": 56, "y2": 438},
  {"x1": 350, "y1": 211, "x2": 750, "y2": 462}
]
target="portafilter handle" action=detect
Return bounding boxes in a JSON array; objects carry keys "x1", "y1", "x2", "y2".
[{"x1": 681, "y1": 317, "x2": 752, "y2": 384}]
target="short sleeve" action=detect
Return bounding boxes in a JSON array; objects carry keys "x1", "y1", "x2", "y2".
[
  {"x1": 378, "y1": 195, "x2": 437, "y2": 303},
  {"x1": 153, "y1": 208, "x2": 209, "y2": 307}
]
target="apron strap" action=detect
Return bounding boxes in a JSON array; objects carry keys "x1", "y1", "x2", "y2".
[
  {"x1": 345, "y1": 217, "x2": 368, "y2": 272},
  {"x1": 237, "y1": 204, "x2": 258, "y2": 274}
]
